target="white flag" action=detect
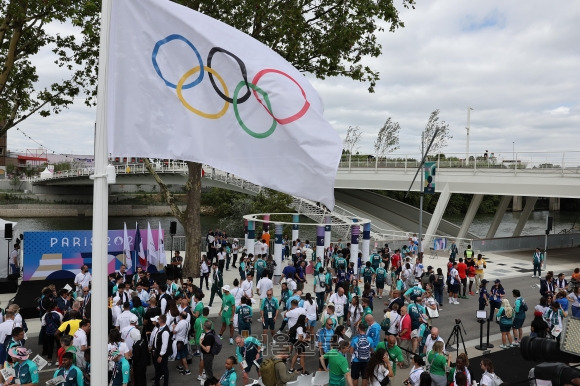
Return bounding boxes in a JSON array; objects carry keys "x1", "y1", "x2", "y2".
[
  {"x1": 158, "y1": 222, "x2": 166, "y2": 266},
  {"x1": 123, "y1": 222, "x2": 132, "y2": 271},
  {"x1": 146, "y1": 222, "x2": 158, "y2": 267},
  {"x1": 107, "y1": 0, "x2": 342, "y2": 209}
]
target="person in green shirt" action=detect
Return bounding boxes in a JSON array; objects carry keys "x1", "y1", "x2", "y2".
[
  {"x1": 335, "y1": 255, "x2": 347, "y2": 275},
  {"x1": 254, "y1": 256, "x2": 267, "y2": 282},
  {"x1": 370, "y1": 253, "x2": 382, "y2": 270},
  {"x1": 375, "y1": 264, "x2": 388, "y2": 299},
  {"x1": 362, "y1": 298, "x2": 373, "y2": 317},
  {"x1": 236, "y1": 297, "x2": 253, "y2": 336},
  {"x1": 192, "y1": 292, "x2": 204, "y2": 318},
  {"x1": 219, "y1": 285, "x2": 235, "y2": 345},
  {"x1": 320, "y1": 341, "x2": 353, "y2": 386},
  {"x1": 192, "y1": 307, "x2": 211, "y2": 357},
  {"x1": 427, "y1": 341, "x2": 450, "y2": 386},
  {"x1": 362, "y1": 262, "x2": 376, "y2": 285},
  {"x1": 130, "y1": 297, "x2": 145, "y2": 326}
]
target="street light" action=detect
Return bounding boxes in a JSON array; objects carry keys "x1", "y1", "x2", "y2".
[{"x1": 466, "y1": 107, "x2": 473, "y2": 166}]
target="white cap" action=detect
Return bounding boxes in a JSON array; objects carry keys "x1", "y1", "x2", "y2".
[
  {"x1": 222, "y1": 285, "x2": 231, "y2": 292},
  {"x1": 150, "y1": 316, "x2": 159, "y2": 322},
  {"x1": 129, "y1": 314, "x2": 138, "y2": 324}
]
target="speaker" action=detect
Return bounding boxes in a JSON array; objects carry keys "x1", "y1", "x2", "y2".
[
  {"x1": 547, "y1": 216, "x2": 553, "y2": 232},
  {"x1": 4, "y1": 223, "x2": 12, "y2": 240},
  {"x1": 170, "y1": 221, "x2": 177, "y2": 235}
]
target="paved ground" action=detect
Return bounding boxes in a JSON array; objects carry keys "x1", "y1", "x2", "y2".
[{"x1": 11, "y1": 246, "x2": 580, "y2": 385}]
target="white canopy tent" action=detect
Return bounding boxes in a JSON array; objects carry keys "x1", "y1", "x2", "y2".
[{"x1": 0, "y1": 219, "x2": 18, "y2": 279}]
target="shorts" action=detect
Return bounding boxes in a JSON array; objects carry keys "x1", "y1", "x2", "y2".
[
  {"x1": 512, "y1": 317, "x2": 525, "y2": 329},
  {"x1": 222, "y1": 315, "x2": 233, "y2": 325},
  {"x1": 325, "y1": 286, "x2": 332, "y2": 294},
  {"x1": 411, "y1": 329, "x2": 420, "y2": 339},
  {"x1": 262, "y1": 319, "x2": 275, "y2": 330},
  {"x1": 351, "y1": 361, "x2": 368, "y2": 379},
  {"x1": 294, "y1": 340, "x2": 307, "y2": 354},
  {"x1": 499, "y1": 323, "x2": 512, "y2": 333},
  {"x1": 450, "y1": 284, "x2": 460, "y2": 294},
  {"x1": 308, "y1": 319, "x2": 317, "y2": 327},
  {"x1": 176, "y1": 341, "x2": 189, "y2": 359},
  {"x1": 376, "y1": 281, "x2": 385, "y2": 289},
  {"x1": 469, "y1": 277, "x2": 475, "y2": 282}
]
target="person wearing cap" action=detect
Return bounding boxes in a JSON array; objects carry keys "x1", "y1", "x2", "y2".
[
  {"x1": 109, "y1": 348, "x2": 131, "y2": 386},
  {"x1": 478, "y1": 279, "x2": 490, "y2": 311},
  {"x1": 208, "y1": 262, "x2": 223, "y2": 307},
  {"x1": 218, "y1": 285, "x2": 235, "y2": 344},
  {"x1": 52, "y1": 351, "x2": 83, "y2": 386},
  {"x1": 8, "y1": 347, "x2": 38, "y2": 385},
  {"x1": 72, "y1": 319, "x2": 90, "y2": 369}
]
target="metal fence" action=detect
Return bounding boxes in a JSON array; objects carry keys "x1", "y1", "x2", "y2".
[{"x1": 472, "y1": 233, "x2": 579, "y2": 253}]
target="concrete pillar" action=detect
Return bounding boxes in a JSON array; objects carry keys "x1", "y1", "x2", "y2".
[
  {"x1": 324, "y1": 215, "x2": 332, "y2": 249},
  {"x1": 361, "y1": 222, "x2": 371, "y2": 264},
  {"x1": 512, "y1": 196, "x2": 523, "y2": 212},
  {"x1": 512, "y1": 197, "x2": 538, "y2": 237},
  {"x1": 316, "y1": 225, "x2": 325, "y2": 266},
  {"x1": 486, "y1": 195, "x2": 512, "y2": 239},
  {"x1": 549, "y1": 197, "x2": 560, "y2": 211},
  {"x1": 273, "y1": 223, "x2": 283, "y2": 282},
  {"x1": 424, "y1": 184, "x2": 451, "y2": 249},
  {"x1": 247, "y1": 220, "x2": 255, "y2": 256},
  {"x1": 457, "y1": 194, "x2": 484, "y2": 240},
  {"x1": 292, "y1": 214, "x2": 299, "y2": 242},
  {"x1": 350, "y1": 223, "x2": 360, "y2": 274}
]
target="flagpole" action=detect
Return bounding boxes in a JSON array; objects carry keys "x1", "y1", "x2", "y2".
[{"x1": 91, "y1": 0, "x2": 112, "y2": 381}]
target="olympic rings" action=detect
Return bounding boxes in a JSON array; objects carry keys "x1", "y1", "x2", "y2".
[
  {"x1": 252, "y1": 69, "x2": 310, "y2": 125},
  {"x1": 233, "y1": 81, "x2": 277, "y2": 139},
  {"x1": 151, "y1": 34, "x2": 312, "y2": 139},
  {"x1": 207, "y1": 47, "x2": 251, "y2": 104},
  {"x1": 177, "y1": 66, "x2": 229, "y2": 119},
  {"x1": 152, "y1": 34, "x2": 204, "y2": 89}
]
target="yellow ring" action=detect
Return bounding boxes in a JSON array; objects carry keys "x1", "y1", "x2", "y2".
[{"x1": 176, "y1": 66, "x2": 229, "y2": 119}]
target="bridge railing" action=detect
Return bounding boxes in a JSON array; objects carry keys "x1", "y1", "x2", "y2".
[{"x1": 339, "y1": 151, "x2": 580, "y2": 173}]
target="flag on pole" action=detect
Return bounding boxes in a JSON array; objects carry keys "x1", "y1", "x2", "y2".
[
  {"x1": 123, "y1": 222, "x2": 132, "y2": 271},
  {"x1": 158, "y1": 222, "x2": 166, "y2": 266},
  {"x1": 107, "y1": 0, "x2": 342, "y2": 209},
  {"x1": 146, "y1": 222, "x2": 158, "y2": 268},
  {"x1": 134, "y1": 223, "x2": 146, "y2": 267}
]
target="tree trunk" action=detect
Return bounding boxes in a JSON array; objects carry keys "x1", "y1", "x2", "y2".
[{"x1": 183, "y1": 161, "x2": 201, "y2": 278}]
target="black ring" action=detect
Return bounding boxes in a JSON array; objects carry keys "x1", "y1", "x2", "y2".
[{"x1": 207, "y1": 47, "x2": 251, "y2": 104}]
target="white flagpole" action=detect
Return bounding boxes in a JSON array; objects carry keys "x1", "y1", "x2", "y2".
[{"x1": 91, "y1": 0, "x2": 112, "y2": 381}]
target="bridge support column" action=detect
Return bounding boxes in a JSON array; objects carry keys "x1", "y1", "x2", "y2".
[
  {"x1": 512, "y1": 197, "x2": 538, "y2": 237},
  {"x1": 350, "y1": 222, "x2": 360, "y2": 275},
  {"x1": 316, "y1": 225, "x2": 325, "y2": 268},
  {"x1": 424, "y1": 184, "x2": 451, "y2": 249},
  {"x1": 247, "y1": 220, "x2": 255, "y2": 256},
  {"x1": 457, "y1": 194, "x2": 483, "y2": 240},
  {"x1": 361, "y1": 223, "x2": 371, "y2": 265},
  {"x1": 273, "y1": 223, "x2": 283, "y2": 283},
  {"x1": 292, "y1": 214, "x2": 299, "y2": 242},
  {"x1": 549, "y1": 197, "x2": 560, "y2": 211},
  {"x1": 512, "y1": 196, "x2": 523, "y2": 212},
  {"x1": 486, "y1": 195, "x2": 511, "y2": 239},
  {"x1": 324, "y1": 215, "x2": 332, "y2": 249}
]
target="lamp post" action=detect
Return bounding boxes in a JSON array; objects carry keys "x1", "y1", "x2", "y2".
[{"x1": 466, "y1": 107, "x2": 473, "y2": 166}]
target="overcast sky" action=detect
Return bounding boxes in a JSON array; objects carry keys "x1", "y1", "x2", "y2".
[{"x1": 9, "y1": 1, "x2": 580, "y2": 166}]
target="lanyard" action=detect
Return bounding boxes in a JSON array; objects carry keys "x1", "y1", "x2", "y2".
[{"x1": 220, "y1": 369, "x2": 233, "y2": 384}]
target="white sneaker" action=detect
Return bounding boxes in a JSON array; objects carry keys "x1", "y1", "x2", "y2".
[
  {"x1": 475, "y1": 290, "x2": 479, "y2": 294},
  {"x1": 531, "y1": 275, "x2": 536, "y2": 278},
  {"x1": 454, "y1": 300, "x2": 460, "y2": 304},
  {"x1": 448, "y1": 298, "x2": 453, "y2": 304}
]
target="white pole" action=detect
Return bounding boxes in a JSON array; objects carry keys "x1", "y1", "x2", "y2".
[
  {"x1": 91, "y1": 0, "x2": 112, "y2": 382},
  {"x1": 466, "y1": 107, "x2": 472, "y2": 166}
]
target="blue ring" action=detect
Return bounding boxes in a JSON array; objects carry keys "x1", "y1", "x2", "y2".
[{"x1": 151, "y1": 34, "x2": 204, "y2": 89}]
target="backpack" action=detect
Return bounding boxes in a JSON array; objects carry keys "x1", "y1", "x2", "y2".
[
  {"x1": 132, "y1": 338, "x2": 151, "y2": 367},
  {"x1": 208, "y1": 330, "x2": 222, "y2": 355},
  {"x1": 355, "y1": 335, "x2": 371, "y2": 361},
  {"x1": 260, "y1": 358, "x2": 282, "y2": 386},
  {"x1": 520, "y1": 299, "x2": 528, "y2": 313},
  {"x1": 380, "y1": 312, "x2": 391, "y2": 332}
]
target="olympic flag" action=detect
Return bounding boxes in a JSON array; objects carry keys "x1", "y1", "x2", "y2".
[{"x1": 107, "y1": 0, "x2": 342, "y2": 209}]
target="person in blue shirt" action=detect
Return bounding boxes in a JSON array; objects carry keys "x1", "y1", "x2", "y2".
[
  {"x1": 350, "y1": 323, "x2": 374, "y2": 386},
  {"x1": 235, "y1": 336, "x2": 263, "y2": 385},
  {"x1": 236, "y1": 297, "x2": 253, "y2": 335},
  {"x1": 489, "y1": 279, "x2": 505, "y2": 321},
  {"x1": 364, "y1": 314, "x2": 381, "y2": 350},
  {"x1": 317, "y1": 318, "x2": 335, "y2": 369},
  {"x1": 53, "y1": 352, "x2": 84, "y2": 386},
  {"x1": 8, "y1": 347, "x2": 39, "y2": 385},
  {"x1": 217, "y1": 356, "x2": 238, "y2": 386},
  {"x1": 478, "y1": 279, "x2": 490, "y2": 312}
]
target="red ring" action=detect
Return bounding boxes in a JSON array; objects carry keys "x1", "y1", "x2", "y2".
[{"x1": 252, "y1": 69, "x2": 310, "y2": 125}]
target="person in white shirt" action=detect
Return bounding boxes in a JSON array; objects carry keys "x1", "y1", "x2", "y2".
[
  {"x1": 423, "y1": 327, "x2": 445, "y2": 354},
  {"x1": 449, "y1": 262, "x2": 461, "y2": 305},
  {"x1": 137, "y1": 285, "x2": 149, "y2": 307},
  {"x1": 328, "y1": 287, "x2": 348, "y2": 324},
  {"x1": 116, "y1": 302, "x2": 138, "y2": 331},
  {"x1": 74, "y1": 265, "x2": 92, "y2": 293},
  {"x1": 73, "y1": 319, "x2": 91, "y2": 368},
  {"x1": 286, "y1": 277, "x2": 297, "y2": 292},
  {"x1": 241, "y1": 274, "x2": 254, "y2": 298},
  {"x1": 257, "y1": 274, "x2": 273, "y2": 300},
  {"x1": 0, "y1": 312, "x2": 16, "y2": 349},
  {"x1": 172, "y1": 312, "x2": 191, "y2": 375},
  {"x1": 302, "y1": 294, "x2": 318, "y2": 335},
  {"x1": 232, "y1": 279, "x2": 244, "y2": 307},
  {"x1": 121, "y1": 319, "x2": 141, "y2": 353},
  {"x1": 285, "y1": 300, "x2": 306, "y2": 329}
]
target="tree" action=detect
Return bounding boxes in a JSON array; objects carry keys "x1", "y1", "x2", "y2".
[
  {"x1": 343, "y1": 126, "x2": 363, "y2": 155},
  {"x1": 374, "y1": 117, "x2": 400, "y2": 157},
  {"x1": 421, "y1": 109, "x2": 451, "y2": 156},
  {"x1": 0, "y1": 1, "x2": 100, "y2": 136}
]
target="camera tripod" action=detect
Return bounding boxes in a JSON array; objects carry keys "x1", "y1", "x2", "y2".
[{"x1": 446, "y1": 321, "x2": 467, "y2": 358}]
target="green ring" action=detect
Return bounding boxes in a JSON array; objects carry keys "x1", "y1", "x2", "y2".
[{"x1": 233, "y1": 80, "x2": 277, "y2": 139}]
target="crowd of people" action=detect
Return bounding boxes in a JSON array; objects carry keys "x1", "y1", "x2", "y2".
[{"x1": 3, "y1": 229, "x2": 577, "y2": 386}]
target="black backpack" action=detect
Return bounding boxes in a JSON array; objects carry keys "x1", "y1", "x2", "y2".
[{"x1": 132, "y1": 338, "x2": 151, "y2": 366}]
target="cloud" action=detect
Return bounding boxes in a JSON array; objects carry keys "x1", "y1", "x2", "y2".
[{"x1": 548, "y1": 106, "x2": 570, "y2": 115}]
